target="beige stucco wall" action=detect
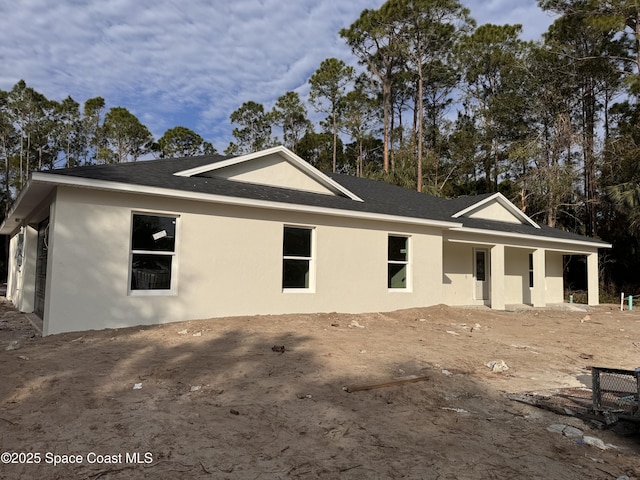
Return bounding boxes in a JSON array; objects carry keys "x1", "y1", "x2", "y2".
[
  {"x1": 203, "y1": 154, "x2": 334, "y2": 195},
  {"x1": 467, "y1": 200, "x2": 521, "y2": 224},
  {"x1": 442, "y1": 243, "x2": 535, "y2": 306},
  {"x1": 443, "y1": 232, "x2": 591, "y2": 308},
  {"x1": 545, "y1": 251, "x2": 565, "y2": 303},
  {"x1": 504, "y1": 248, "x2": 530, "y2": 305},
  {"x1": 442, "y1": 242, "x2": 486, "y2": 307},
  {"x1": 42, "y1": 186, "x2": 445, "y2": 334},
  {"x1": 6, "y1": 184, "x2": 604, "y2": 334}
]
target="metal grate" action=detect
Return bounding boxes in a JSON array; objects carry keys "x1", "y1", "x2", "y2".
[{"x1": 591, "y1": 367, "x2": 639, "y2": 419}]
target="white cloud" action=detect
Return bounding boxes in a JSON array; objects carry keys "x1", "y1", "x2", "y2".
[
  {"x1": 0, "y1": 0, "x2": 552, "y2": 150},
  {"x1": 463, "y1": 0, "x2": 556, "y2": 39}
]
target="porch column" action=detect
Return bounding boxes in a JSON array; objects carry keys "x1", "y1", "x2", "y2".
[
  {"x1": 532, "y1": 248, "x2": 546, "y2": 307},
  {"x1": 587, "y1": 252, "x2": 599, "y2": 306},
  {"x1": 490, "y1": 244, "x2": 505, "y2": 310}
]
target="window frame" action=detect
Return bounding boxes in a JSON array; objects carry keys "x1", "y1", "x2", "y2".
[
  {"x1": 128, "y1": 211, "x2": 179, "y2": 296},
  {"x1": 529, "y1": 253, "x2": 534, "y2": 288},
  {"x1": 282, "y1": 225, "x2": 315, "y2": 292},
  {"x1": 388, "y1": 234, "x2": 410, "y2": 291}
]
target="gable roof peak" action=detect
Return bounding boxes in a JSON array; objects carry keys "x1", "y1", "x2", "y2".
[
  {"x1": 173, "y1": 145, "x2": 363, "y2": 202},
  {"x1": 452, "y1": 192, "x2": 540, "y2": 229}
]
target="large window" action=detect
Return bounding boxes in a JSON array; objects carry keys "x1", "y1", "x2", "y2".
[
  {"x1": 130, "y1": 213, "x2": 177, "y2": 292},
  {"x1": 388, "y1": 235, "x2": 409, "y2": 289},
  {"x1": 283, "y1": 226, "x2": 313, "y2": 289}
]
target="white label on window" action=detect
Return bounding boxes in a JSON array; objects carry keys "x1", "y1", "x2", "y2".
[{"x1": 152, "y1": 230, "x2": 167, "y2": 241}]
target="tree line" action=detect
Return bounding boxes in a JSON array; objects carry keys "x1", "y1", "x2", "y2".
[
  {"x1": 1, "y1": 0, "x2": 640, "y2": 294},
  {"x1": 0, "y1": 82, "x2": 218, "y2": 197}
]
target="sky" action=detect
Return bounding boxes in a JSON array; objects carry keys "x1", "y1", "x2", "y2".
[{"x1": 0, "y1": 0, "x2": 557, "y2": 153}]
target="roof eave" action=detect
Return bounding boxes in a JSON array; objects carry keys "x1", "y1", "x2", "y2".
[
  {"x1": 0, "y1": 175, "x2": 56, "y2": 235},
  {"x1": 449, "y1": 226, "x2": 611, "y2": 250}
]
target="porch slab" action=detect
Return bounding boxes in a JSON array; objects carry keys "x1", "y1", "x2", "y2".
[
  {"x1": 505, "y1": 303, "x2": 591, "y2": 312},
  {"x1": 459, "y1": 303, "x2": 591, "y2": 313}
]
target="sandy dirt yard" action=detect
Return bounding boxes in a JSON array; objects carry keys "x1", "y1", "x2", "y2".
[{"x1": 0, "y1": 298, "x2": 639, "y2": 480}]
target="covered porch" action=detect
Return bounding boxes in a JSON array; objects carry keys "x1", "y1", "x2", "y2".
[{"x1": 442, "y1": 235, "x2": 602, "y2": 310}]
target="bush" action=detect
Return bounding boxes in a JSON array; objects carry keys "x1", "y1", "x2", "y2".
[{"x1": 565, "y1": 289, "x2": 588, "y2": 304}]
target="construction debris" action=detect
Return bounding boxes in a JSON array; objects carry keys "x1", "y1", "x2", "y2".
[
  {"x1": 5, "y1": 340, "x2": 20, "y2": 351},
  {"x1": 343, "y1": 375, "x2": 429, "y2": 393},
  {"x1": 486, "y1": 360, "x2": 509, "y2": 372}
]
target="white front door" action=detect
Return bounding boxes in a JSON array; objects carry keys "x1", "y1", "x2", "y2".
[{"x1": 474, "y1": 249, "x2": 489, "y2": 301}]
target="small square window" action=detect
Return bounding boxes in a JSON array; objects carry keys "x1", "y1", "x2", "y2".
[
  {"x1": 283, "y1": 227, "x2": 312, "y2": 257},
  {"x1": 283, "y1": 259, "x2": 310, "y2": 289}
]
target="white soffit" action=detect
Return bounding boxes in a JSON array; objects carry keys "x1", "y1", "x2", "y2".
[
  {"x1": 452, "y1": 192, "x2": 539, "y2": 228},
  {"x1": 0, "y1": 179, "x2": 55, "y2": 235},
  {"x1": 174, "y1": 145, "x2": 364, "y2": 202}
]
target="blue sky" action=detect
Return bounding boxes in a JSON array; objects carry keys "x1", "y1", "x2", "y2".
[{"x1": 0, "y1": 0, "x2": 556, "y2": 152}]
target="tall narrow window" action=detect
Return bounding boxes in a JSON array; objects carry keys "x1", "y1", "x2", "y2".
[
  {"x1": 475, "y1": 250, "x2": 486, "y2": 282},
  {"x1": 529, "y1": 253, "x2": 534, "y2": 288},
  {"x1": 130, "y1": 214, "x2": 177, "y2": 291},
  {"x1": 283, "y1": 226, "x2": 313, "y2": 289},
  {"x1": 388, "y1": 235, "x2": 409, "y2": 289}
]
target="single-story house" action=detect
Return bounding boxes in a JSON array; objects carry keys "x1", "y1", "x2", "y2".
[{"x1": 0, "y1": 146, "x2": 611, "y2": 335}]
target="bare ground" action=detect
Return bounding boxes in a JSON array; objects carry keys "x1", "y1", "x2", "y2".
[{"x1": 0, "y1": 298, "x2": 639, "y2": 479}]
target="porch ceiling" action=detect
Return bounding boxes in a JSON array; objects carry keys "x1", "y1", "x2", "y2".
[{"x1": 0, "y1": 181, "x2": 55, "y2": 235}]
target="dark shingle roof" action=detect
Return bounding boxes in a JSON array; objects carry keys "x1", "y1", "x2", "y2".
[
  {"x1": 46, "y1": 155, "x2": 458, "y2": 223},
  {"x1": 435, "y1": 193, "x2": 495, "y2": 216},
  {"x1": 43, "y1": 155, "x2": 609, "y2": 246},
  {"x1": 453, "y1": 216, "x2": 604, "y2": 243}
]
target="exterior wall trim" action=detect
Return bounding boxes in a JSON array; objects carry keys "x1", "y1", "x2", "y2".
[{"x1": 449, "y1": 227, "x2": 611, "y2": 250}]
